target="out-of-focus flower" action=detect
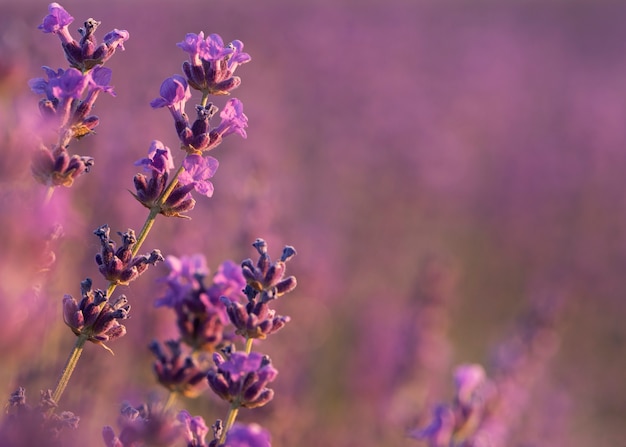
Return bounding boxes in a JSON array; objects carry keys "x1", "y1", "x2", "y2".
[
  {"x1": 178, "y1": 411, "x2": 209, "y2": 447},
  {"x1": 156, "y1": 256, "x2": 244, "y2": 351},
  {"x1": 217, "y1": 423, "x2": 271, "y2": 447},
  {"x1": 102, "y1": 402, "x2": 182, "y2": 447},
  {"x1": 0, "y1": 387, "x2": 79, "y2": 447},
  {"x1": 207, "y1": 351, "x2": 277, "y2": 409},
  {"x1": 150, "y1": 339, "x2": 208, "y2": 398},
  {"x1": 62, "y1": 278, "x2": 130, "y2": 353},
  {"x1": 31, "y1": 144, "x2": 94, "y2": 188}
]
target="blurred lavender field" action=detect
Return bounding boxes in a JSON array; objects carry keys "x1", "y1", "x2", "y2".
[{"x1": 1, "y1": 0, "x2": 626, "y2": 446}]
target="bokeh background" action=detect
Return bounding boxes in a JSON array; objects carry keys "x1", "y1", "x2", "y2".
[{"x1": 1, "y1": 0, "x2": 626, "y2": 446}]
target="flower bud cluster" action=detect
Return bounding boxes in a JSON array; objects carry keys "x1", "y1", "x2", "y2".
[
  {"x1": 178, "y1": 32, "x2": 251, "y2": 96},
  {"x1": 207, "y1": 351, "x2": 278, "y2": 409},
  {"x1": 150, "y1": 339, "x2": 208, "y2": 398},
  {"x1": 62, "y1": 278, "x2": 130, "y2": 351},
  {"x1": 222, "y1": 239, "x2": 297, "y2": 340},
  {"x1": 94, "y1": 224, "x2": 164, "y2": 285},
  {"x1": 38, "y1": 2, "x2": 129, "y2": 71}
]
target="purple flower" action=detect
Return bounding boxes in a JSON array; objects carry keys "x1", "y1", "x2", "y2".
[
  {"x1": 226, "y1": 40, "x2": 252, "y2": 73},
  {"x1": 213, "y1": 98, "x2": 248, "y2": 139},
  {"x1": 207, "y1": 352, "x2": 278, "y2": 409},
  {"x1": 201, "y1": 33, "x2": 233, "y2": 61},
  {"x1": 102, "y1": 402, "x2": 182, "y2": 447},
  {"x1": 62, "y1": 278, "x2": 130, "y2": 353},
  {"x1": 134, "y1": 140, "x2": 175, "y2": 175},
  {"x1": 177, "y1": 32, "x2": 209, "y2": 65},
  {"x1": 241, "y1": 238, "x2": 297, "y2": 302},
  {"x1": 102, "y1": 29, "x2": 130, "y2": 52},
  {"x1": 178, "y1": 411, "x2": 209, "y2": 447},
  {"x1": 155, "y1": 254, "x2": 209, "y2": 308},
  {"x1": 50, "y1": 67, "x2": 89, "y2": 100},
  {"x1": 38, "y1": 2, "x2": 74, "y2": 43},
  {"x1": 409, "y1": 405, "x2": 455, "y2": 447},
  {"x1": 31, "y1": 144, "x2": 94, "y2": 188},
  {"x1": 180, "y1": 32, "x2": 250, "y2": 95},
  {"x1": 206, "y1": 260, "x2": 246, "y2": 303},
  {"x1": 93, "y1": 224, "x2": 163, "y2": 286},
  {"x1": 28, "y1": 66, "x2": 64, "y2": 100},
  {"x1": 150, "y1": 74, "x2": 191, "y2": 123},
  {"x1": 222, "y1": 423, "x2": 271, "y2": 447},
  {"x1": 149, "y1": 340, "x2": 208, "y2": 398},
  {"x1": 179, "y1": 155, "x2": 219, "y2": 197}
]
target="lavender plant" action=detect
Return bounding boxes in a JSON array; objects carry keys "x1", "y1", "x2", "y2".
[{"x1": 3, "y1": 3, "x2": 298, "y2": 446}]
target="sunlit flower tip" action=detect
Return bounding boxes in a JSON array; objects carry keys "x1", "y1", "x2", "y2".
[
  {"x1": 207, "y1": 352, "x2": 277, "y2": 409},
  {"x1": 94, "y1": 224, "x2": 164, "y2": 285},
  {"x1": 178, "y1": 410, "x2": 209, "y2": 447},
  {"x1": 62, "y1": 278, "x2": 129, "y2": 352},
  {"x1": 150, "y1": 340, "x2": 208, "y2": 397},
  {"x1": 222, "y1": 423, "x2": 271, "y2": 447}
]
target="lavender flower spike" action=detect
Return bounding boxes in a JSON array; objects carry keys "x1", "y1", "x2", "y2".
[
  {"x1": 207, "y1": 351, "x2": 278, "y2": 409},
  {"x1": 62, "y1": 278, "x2": 130, "y2": 353},
  {"x1": 94, "y1": 224, "x2": 164, "y2": 286}
]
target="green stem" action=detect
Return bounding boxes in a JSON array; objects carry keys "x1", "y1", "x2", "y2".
[
  {"x1": 219, "y1": 404, "x2": 240, "y2": 444},
  {"x1": 50, "y1": 334, "x2": 87, "y2": 407},
  {"x1": 244, "y1": 337, "x2": 254, "y2": 354},
  {"x1": 163, "y1": 391, "x2": 177, "y2": 412}
]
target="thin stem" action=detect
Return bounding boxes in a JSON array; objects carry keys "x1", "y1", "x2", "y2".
[
  {"x1": 219, "y1": 404, "x2": 240, "y2": 445},
  {"x1": 50, "y1": 334, "x2": 87, "y2": 407},
  {"x1": 244, "y1": 337, "x2": 254, "y2": 354},
  {"x1": 43, "y1": 186, "x2": 55, "y2": 205},
  {"x1": 163, "y1": 391, "x2": 177, "y2": 412}
]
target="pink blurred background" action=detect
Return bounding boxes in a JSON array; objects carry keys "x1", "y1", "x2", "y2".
[{"x1": 1, "y1": 0, "x2": 626, "y2": 446}]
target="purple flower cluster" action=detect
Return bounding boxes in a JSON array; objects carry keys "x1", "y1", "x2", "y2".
[
  {"x1": 13, "y1": 3, "x2": 299, "y2": 446},
  {"x1": 207, "y1": 351, "x2": 278, "y2": 409},
  {"x1": 62, "y1": 278, "x2": 130, "y2": 352},
  {"x1": 38, "y1": 2, "x2": 129, "y2": 71},
  {"x1": 94, "y1": 224, "x2": 164, "y2": 286},
  {"x1": 29, "y1": 3, "x2": 128, "y2": 191}
]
